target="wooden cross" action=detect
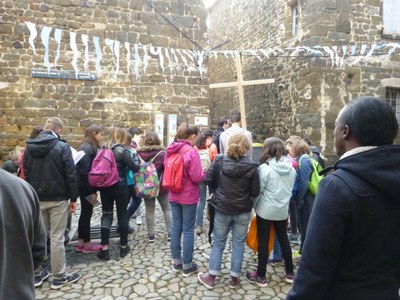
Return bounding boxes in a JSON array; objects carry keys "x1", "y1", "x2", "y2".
[{"x1": 209, "y1": 54, "x2": 275, "y2": 129}]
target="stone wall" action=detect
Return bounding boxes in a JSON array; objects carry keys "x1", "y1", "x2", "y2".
[
  {"x1": 0, "y1": 0, "x2": 208, "y2": 159},
  {"x1": 207, "y1": 0, "x2": 400, "y2": 162}
]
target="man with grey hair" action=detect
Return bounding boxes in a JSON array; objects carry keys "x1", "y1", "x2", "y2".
[{"x1": 23, "y1": 117, "x2": 80, "y2": 289}]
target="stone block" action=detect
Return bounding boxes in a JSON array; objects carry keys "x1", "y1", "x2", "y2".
[
  {"x1": 336, "y1": 21, "x2": 351, "y2": 33},
  {"x1": 130, "y1": 0, "x2": 145, "y2": 11}
]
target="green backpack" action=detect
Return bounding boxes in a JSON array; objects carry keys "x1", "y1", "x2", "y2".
[{"x1": 299, "y1": 154, "x2": 324, "y2": 196}]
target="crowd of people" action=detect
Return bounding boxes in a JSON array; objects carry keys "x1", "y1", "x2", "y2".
[{"x1": 1, "y1": 97, "x2": 399, "y2": 300}]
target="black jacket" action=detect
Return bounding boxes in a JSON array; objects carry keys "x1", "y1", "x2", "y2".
[
  {"x1": 23, "y1": 131, "x2": 79, "y2": 202},
  {"x1": 212, "y1": 127, "x2": 224, "y2": 153},
  {"x1": 287, "y1": 145, "x2": 400, "y2": 300},
  {"x1": 111, "y1": 144, "x2": 140, "y2": 179},
  {"x1": 76, "y1": 141, "x2": 98, "y2": 198},
  {"x1": 205, "y1": 154, "x2": 260, "y2": 215}
]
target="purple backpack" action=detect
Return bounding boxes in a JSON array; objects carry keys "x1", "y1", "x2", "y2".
[{"x1": 88, "y1": 149, "x2": 119, "y2": 188}]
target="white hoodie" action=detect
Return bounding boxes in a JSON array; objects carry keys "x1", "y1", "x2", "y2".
[{"x1": 252, "y1": 155, "x2": 296, "y2": 220}]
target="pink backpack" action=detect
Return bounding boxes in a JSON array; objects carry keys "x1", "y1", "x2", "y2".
[{"x1": 88, "y1": 149, "x2": 119, "y2": 188}]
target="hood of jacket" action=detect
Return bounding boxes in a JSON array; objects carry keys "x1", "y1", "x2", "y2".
[
  {"x1": 221, "y1": 155, "x2": 258, "y2": 178},
  {"x1": 26, "y1": 131, "x2": 60, "y2": 158},
  {"x1": 138, "y1": 145, "x2": 165, "y2": 161},
  {"x1": 334, "y1": 145, "x2": 400, "y2": 200},
  {"x1": 166, "y1": 140, "x2": 192, "y2": 155},
  {"x1": 267, "y1": 156, "x2": 294, "y2": 175}
]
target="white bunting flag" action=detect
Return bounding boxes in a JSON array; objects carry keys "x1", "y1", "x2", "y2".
[
  {"x1": 26, "y1": 22, "x2": 38, "y2": 55},
  {"x1": 40, "y1": 26, "x2": 52, "y2": 72}
]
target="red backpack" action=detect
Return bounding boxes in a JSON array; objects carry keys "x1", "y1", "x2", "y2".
[
  {"x1": 88, "y1": 149, "x2": 119, "y2": 188},
  {"x1": 162, "y1": 146, "x2": 191, "y2": 193}
]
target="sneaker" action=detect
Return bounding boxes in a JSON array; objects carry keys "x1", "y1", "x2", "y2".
[
  {"x1": 136, "y1": 214, "x2": 143, "y2": 225},
  {"x1": 82, "y1": 242, "x2": 102, "y2": 254},
  {"x1": 120, "y1": 245, "x2": 131, "y2": 258},
  {"x1": 97, "y1": 249, "x2": 110, "y2": 261},
  {"x1": 198, "y1": 272, "x2": 216, "y2": 289},
  {"x1": 51, "y1": 273, "x2": 80, "y2": 290},
  {"x1": 182, "y1": 262, "x2": 198, "y2": 277},
  {"x1": 148, "y1": 235, "x2": 155, "y2": 243},
  {"x1": 167, "y1": 233, "x2": 171, "y2": 241},
  {"x1": 285, "y1": 272, "x2": 295, "y2": 284},
  {"x1": 229, "y1": 276, "x2": 240, "y2": 288},
  {"x1": 172, "y1": 263, "x2": 182, "y2": 273},
  {"x1": 34, "y1": 269, "x2": 50, "y2": 288},
  {"x1": 246, "y1": 271, "x2": 268, "y2": 288},
  {"x1": 268, "y1": 258, "x2": 282, "y2": 267},
  {"x1": 75, "y1": 244, "x2": 84, "y2": 253},
  {"x1": 195, "y1": 226, "x2": 203, "y2": 236}
]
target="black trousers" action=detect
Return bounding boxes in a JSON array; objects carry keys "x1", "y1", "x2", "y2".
[
  {"x1": 256, "y1": 215, "x2": 294, "y2": 278},
  {"x1": 77, "y1": 192, "x2": 94, "y2": 242},
  {"x1": 100, "y1": 181, "x2": 130, "y2": 246}
]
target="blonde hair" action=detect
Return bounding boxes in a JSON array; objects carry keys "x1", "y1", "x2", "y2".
[
  {"x1": 44, "y1": 117, "x2": 63, "y2": 131},
  {"x1": 226, "y1": 133, "x2": 250, "y2": 160},
  {"x1": 104, "y1": 127, "x2": 128, "y2": 148},
  {"x1": 285, "y1": 135, "x2": 311, "y2": 157}
]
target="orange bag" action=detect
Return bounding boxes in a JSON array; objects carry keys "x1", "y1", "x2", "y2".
[{"x1": 246, "y1": 216, "x2": 275, "y2": 254}]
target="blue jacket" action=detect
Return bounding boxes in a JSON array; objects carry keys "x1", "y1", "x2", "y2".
[{"x1": 294, "y1": 154, "x2": 314, "y2": 208}]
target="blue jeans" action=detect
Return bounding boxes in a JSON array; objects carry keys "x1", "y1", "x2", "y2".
[
  {"x1": 195, "y1": 182, "x2": 207, "y2": 227},
  {"x1": 271, "y1": 235, "x2": 282, "y2": 261},
  {"x1": 209, "y1": 210, "x2": 250, "y2": 277},
  {"x1": 170, "y1": 202, "x2": 197, "y2": 269},
  {"x1": 127, "y1": 185, "x2": 142, "y2": 219}
]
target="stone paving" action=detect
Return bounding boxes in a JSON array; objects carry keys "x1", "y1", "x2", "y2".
[{"x1": 35, "y1": 202, "x2": 299, "y2": 300}]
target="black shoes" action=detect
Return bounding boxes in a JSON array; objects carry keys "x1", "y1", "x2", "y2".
[
  {"x1": 97, "y1": 249, "x2": 110, "y2": 261},
  {"x1": 120, "y1": 245, "x2": 131, "y2": 258}
]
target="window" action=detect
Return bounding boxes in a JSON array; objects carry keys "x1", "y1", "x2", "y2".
[
  {"x1": 383, "y1": 0, "x2": 400, "y2": 35},
  {"x1": 291, "y1": 3, "x2": 299, "y2": 36},
  {"x1": 385, "y1": 88, "x2": 400, "y2": 122}
]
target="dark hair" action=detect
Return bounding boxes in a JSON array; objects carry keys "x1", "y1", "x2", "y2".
[
  {"x1": 259, "y1": 137, "x2": 287, "y2": 164},
  {"x1": 195, "y1": 133, "x2": 207, "y2": 149},
  {"x1": 230, "y1": 109, "x2": 241, "y2": 123},
  {"x1": 218, "y1": 117, "x2": 228, "y2": 127},
  {"x1": 174, "y1": 123, "x2": 199, "y2": 141},
  {"x1": 128, "y1": 127, "x2": 142, "y2": 136},
  {"x1": 82, "y1": 124, "x2": 103, "y2": 151},
  {"x1": 302, "y1": 136, "x2": 312, "y2": 146},
  {"x1": 143, "y1": 131, "x2": 161, "y2": 146},
  {"x1": 339, "y1": 96, "x2": 398, "y2": 146},
  {"x1": 203, "y1": 130, "x2": 213, "y2": 139},
  {"x1": 30, "y1": 125, "x2": 44, "y2": 139}
]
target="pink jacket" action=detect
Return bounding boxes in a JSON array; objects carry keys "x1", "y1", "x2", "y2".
[{"x1": 166, "y1": 140, "x2": 205, "y2": 205}]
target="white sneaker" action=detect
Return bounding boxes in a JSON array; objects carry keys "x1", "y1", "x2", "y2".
[{"x1": 136, "y1": 214, "x2": 143, "y2": 225}]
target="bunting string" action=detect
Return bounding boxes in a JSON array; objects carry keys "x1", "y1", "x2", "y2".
[{"x1": 25, "y1": 22, "x2": 400, "y2": 80}]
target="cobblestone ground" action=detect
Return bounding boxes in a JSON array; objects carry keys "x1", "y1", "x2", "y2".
[{"x1": 35, "y1": 201, "x2": 300, "y2": 300}]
